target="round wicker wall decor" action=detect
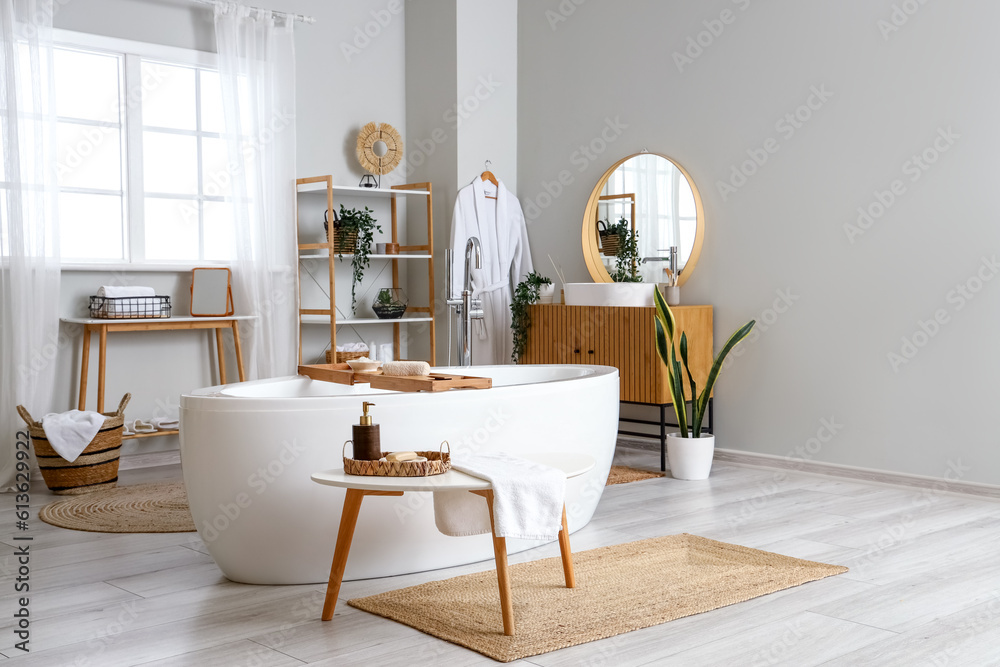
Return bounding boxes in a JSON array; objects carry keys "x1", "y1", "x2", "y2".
[{"x1": 356, "y1": 121, "x2": 403, "y2": 177}]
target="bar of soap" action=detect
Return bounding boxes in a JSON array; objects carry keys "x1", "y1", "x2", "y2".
[{"x1": 386, "y1": 451, "x2": 419, "y2": 462}]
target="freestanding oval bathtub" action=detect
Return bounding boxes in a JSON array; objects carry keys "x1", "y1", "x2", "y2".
[{"x1": 180, "y1": 364, "x2": 619, "y2": 585}]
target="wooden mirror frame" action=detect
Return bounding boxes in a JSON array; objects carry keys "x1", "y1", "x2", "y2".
[
  {"x1": 190, "y1": 267, "x2": 234, "y2": 317},
  {"x1": 581, "y1": 152, "x2": 705, "y2": 287}
]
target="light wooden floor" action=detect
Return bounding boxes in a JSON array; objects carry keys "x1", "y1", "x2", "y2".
[{"x1": 2, "y1": 446, "x2": 1000, "y2": 666}]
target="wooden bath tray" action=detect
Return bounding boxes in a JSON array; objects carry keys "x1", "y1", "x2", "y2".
[
  {"x1": 298, "y1": 363, "x2": 379, "y2": 386},
  {"x1": 368, "y1": 373, "x2": 492, "y2": 392},
  {"x1": 298, "y1": 364, "x2": 492, "y2": 392}
]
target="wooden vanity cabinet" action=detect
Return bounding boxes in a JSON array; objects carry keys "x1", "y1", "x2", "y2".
[{"x1": 521, "y1": 304, "x2": 714, "y2": 404}]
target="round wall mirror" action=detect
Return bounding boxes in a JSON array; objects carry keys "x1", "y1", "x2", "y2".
[
  {"x1": 582, "y1": 152, "x2": 705, "y2": 286},
  {"x1": 372, "y1": 140, "x2": 389, "y2": 158}
]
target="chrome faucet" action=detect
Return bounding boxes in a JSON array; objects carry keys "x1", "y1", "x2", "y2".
[{"x1": 445, "y1": 237, "x2": 485, "y2": 366}]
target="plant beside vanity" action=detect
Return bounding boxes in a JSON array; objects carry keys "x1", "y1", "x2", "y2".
[
  {"x1": 653, "y1": 286, "x2": 755, "y2": 480},
  {"x1": 510, "y1": 271, "x2": 553, "y2": 363}
]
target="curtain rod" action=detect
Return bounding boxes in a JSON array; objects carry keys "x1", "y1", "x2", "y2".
[{"x1": 192, "y1": 0, "x2": 317, "y2": 24}]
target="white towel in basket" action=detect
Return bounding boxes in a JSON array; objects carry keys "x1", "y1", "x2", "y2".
[
  {"x1": 97, "y1": 286, "x2": 155, "y2": 316},
  {"x1": 41, "y1": 410, "x2": 105, "y2": 462}
]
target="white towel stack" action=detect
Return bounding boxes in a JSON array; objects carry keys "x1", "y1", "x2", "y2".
[
  {"x1": 97, "y1": 286, "x2": 155, "y2": 315},
  {"x1": 433, "y1": 452, "x2": 567, "y2": 540}
]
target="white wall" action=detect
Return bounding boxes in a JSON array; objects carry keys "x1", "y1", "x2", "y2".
[
  {"x1": 44, "y1": 0, "x2": 408, "y2": 455},
  {"x1": 517, "y1": 0, "x2": 1000, "y2": 485}
]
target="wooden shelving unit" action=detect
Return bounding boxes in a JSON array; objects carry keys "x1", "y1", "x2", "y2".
[{"x1": 294, "y1": 177, "x2": 436, "y2": 365}]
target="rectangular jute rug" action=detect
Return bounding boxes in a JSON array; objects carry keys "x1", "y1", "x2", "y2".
[{"x1": 348, "y1": 533, "x2": 848, "y2": 663}]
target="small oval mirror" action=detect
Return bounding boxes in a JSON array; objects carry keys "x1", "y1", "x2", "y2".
[{"x1": 372, "y1": 140, "x2": 389, "y2": 158}]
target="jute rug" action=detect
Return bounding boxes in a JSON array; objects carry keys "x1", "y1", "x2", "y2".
[
  {"x1": 349, "y1": 533, "x2": 848, "y2": 663},
  {"x1": 606, "y1": 465, "x2": 664, "y2": 485},
  {"x1": 39, "y1": 481, "x2": 196, "y2": 533}
]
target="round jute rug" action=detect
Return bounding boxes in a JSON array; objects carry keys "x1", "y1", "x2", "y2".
[{"x1": 39, "y1": 481, "x2": 196, "y2": 533}]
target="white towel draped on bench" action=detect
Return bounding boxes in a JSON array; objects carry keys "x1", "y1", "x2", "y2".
[{"x1": 433, "y1": 452, "x2": 566, "y2": 541}]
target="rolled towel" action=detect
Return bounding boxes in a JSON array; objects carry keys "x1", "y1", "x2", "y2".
[
  {"x1": 382, "y1": 361, "x2": 431, "y2": 377},
  {"x1": 97, "y1": 286, "x2": 155, "y2": 298},
  {"x1": 150, "y1": 417, "x2": 179, "y2": 431}
]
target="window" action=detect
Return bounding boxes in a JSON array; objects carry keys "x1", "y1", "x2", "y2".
[{"x1": 50, "y1": 32, "x2": 235, "y2": 265}]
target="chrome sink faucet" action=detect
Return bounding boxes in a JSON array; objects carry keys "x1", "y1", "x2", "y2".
[{"x1": 445, "y1": 237, "x2": 485, "y2": 367}]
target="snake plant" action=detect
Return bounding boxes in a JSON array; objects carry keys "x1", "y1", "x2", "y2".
[{"x1": 653, "y1": 286, "x2": 755, "y2": 438}]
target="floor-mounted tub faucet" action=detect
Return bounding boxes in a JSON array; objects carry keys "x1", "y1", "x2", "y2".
[{"x1": 445, "y1": 237, "x2": 484, "y2": 367}]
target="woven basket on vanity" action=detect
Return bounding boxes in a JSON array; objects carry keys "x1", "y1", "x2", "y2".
[
  {"x1": 16, "y1": 393, "x2": 130, "y2": 495},
  {"x1": 343, "y1": 441, "x2": 451, "y2": 477}
]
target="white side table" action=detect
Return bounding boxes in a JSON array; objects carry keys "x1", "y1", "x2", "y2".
[{"x1": 311, "y1": 452, "x2": 595, "y2": 636}]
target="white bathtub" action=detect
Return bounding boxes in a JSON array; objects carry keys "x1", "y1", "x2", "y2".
[{"x1": 179, "y1": 364, "x2": 619, "y2": 584}]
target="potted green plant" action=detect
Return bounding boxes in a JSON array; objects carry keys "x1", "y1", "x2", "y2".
[
  {"x1": 607, "y1": 217, "x2": 642, "y2": 283},
  {"x1": 334, "y1": 204, "x2": 382, "y2": 314},
  {"x1": 510, "y1": 271, "x2": 552, "y2": 363},
  {"x1": 372, "y1": 287, "x2": 407, "y2": 319},
  {"x1": 653, "y1": 286, "x2": 755, "y2": 479}
]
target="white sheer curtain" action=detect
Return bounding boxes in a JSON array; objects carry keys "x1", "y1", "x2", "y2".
[
  {"x1": 214, "y1": 2, "x2": 298, "y2": 379},
  {"x1": 0, "y1": 0, "x2": 60, "y2": 489}
]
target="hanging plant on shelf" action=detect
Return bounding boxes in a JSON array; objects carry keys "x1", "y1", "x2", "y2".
[
  {"x1": 607, "y1": 216, "x2": 643, "y2": 283},
  {"x1": 510, "y1": 271, "x2": 553, "y2": 363},
  {"x1": 335, "y1": 204, "x2": 382, "y2": 313}
]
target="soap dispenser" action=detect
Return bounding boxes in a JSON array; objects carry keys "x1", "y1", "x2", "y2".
[{"x1": 352, "y1": 401, "x2": 381, "y2": 460}]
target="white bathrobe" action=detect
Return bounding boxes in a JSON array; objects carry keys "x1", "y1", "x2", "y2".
[{"x1": 450, "y1": 178, "x2": 533, "y2": 365}]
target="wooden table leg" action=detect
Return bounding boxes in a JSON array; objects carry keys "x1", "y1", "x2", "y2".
[
  {"x1": 97, "y1": 325, "x2": 107, "y2": 413},
  {"x1": 321, "y1": 489, "x2": 403, "y2": 622},
  {"x1": 322, "y1": 489, "x2": 364, "y2": 621},
  {"x1": 558, "y1": 504, "x2": 576, "y2": 588},
  {"x1": 215, "y1": 328, "x2": 227, "y2": 385},
  {"x1": 231, "y1": 320, "x2": 245, "y2": 382},
  {"x1": 78, "y1": 326, "x2": 91, "y2": 411},
  {"x1": 473, "y1": 489, "x2": 515, "y2": 636}
]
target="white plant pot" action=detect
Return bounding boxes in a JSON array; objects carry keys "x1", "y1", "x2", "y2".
[
  {"x1": 538, "y1": 283, "x2": 556, "y2": 304},
  {"x1": 666, "y1": 433, "x2": 715, "y2": 480}
]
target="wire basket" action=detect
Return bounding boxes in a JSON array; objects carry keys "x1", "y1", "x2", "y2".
[{"x1": 89, "y1": 295, "x2": 171, "y2": 319}]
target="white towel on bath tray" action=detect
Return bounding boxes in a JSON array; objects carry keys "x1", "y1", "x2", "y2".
[
  {"x1": 433, "y1": 452, "x2": 566, "y2": 541},
  {"x1": 41, "y1": 410, "x2": 105, "y2": 462}
]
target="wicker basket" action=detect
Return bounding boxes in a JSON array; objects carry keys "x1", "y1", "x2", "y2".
[
  {"x1": 597, "y1": 220, "x2": 621, "y2": 257},
  {"x1": 343, "y1": 441, "x2": 451, "y2": 477},
  {"x1": 16, "y1": 394, "x2": 130, "y2": 495},
  {"x1": 325, "y1": 349, "x2": 369, "y2": 364},
  {"x1": 332, "y1": 228, "x2": 358, "y2": 254}
]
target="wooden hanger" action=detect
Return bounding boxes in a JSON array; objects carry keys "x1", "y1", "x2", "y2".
[{"x1": 481, "y1": 160, "x2": 498, "y2": 199}]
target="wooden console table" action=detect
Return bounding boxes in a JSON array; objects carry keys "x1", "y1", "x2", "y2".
[{"x1": 62, "y1": 316, "x2": 253, "y2": 437}]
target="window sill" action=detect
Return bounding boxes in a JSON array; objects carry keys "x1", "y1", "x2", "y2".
[{"x1": 61, "y1": 262, "x2": 231, "y2": 272}]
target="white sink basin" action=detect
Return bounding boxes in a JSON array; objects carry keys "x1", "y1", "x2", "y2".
[{"x1": 563, "y1": 282, "x2": 655, "y2": 307}]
